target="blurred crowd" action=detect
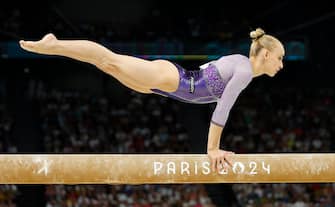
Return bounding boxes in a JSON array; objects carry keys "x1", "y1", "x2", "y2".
[
  {"x1": 0, "y1": 75, "x2": 335, "y2": 206},
  {"x1": 1, "y1": 77, "x2": 335, "y2": 206},
  {"x1": 38, "y1": 89, "x2": 189, "y2": 154},
  {"x1": 0, "y1": 185, "x2": 17, "y2": 207},
  {"x1": 45, "y1": 184, "x2": 213, "y2": 207},
  {"x1": 225, "y1": 86, "x2": 334, "y2": 207},
  {"x1": 223, "y1": 87, "x2": 334, "y2": 154},
  {"x1": 0, "y1": 82, "x2": 18, "y2": 207},
  {"x1": 34, "y1": 84, "x2": 213, "y2": 207},
  {"x1": 37, "y1": 82, "x2": 334, "y2": 207},
  {"x1": 0, "y1": 102, "x2": 15, "y2": 153}
]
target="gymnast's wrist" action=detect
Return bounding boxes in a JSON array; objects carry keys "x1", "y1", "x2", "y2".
[{"x1": 207, "y1": 146, "x2": 219, "y2": 151}]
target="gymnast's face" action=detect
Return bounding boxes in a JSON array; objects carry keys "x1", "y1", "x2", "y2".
[{"x1": 263, "y1": 44, "x2": 285, "y2": 77}]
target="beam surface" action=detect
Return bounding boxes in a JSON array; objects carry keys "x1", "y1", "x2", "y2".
[{"x1": 0, "y1": 154, "x2": 334, "y2": 184}]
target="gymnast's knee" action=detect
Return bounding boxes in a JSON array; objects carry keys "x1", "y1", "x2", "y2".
[{"x1": 97, "y1": 53, "x2": 123, "y2": 74}]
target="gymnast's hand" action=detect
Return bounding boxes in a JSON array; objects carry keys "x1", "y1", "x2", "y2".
[
  {"x1": 207, "y1": 149, "x2": 234, "y2": 172},
  {"x1": 19, "y1": 33, "x2": 58, "y2": 55}
]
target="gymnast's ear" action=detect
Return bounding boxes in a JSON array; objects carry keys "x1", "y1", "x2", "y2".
[{"x1": 262, "y1": 48, "x2": 271, "y2": 60}]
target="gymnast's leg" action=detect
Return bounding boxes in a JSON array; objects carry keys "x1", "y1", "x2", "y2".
[{"x1": 19, "y1": 33, "x2": 179, "y2": 94}]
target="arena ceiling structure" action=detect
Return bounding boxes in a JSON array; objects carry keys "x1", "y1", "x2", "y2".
[{"x1": 3, "y1": 0, "x2": 334, "y2": 40}]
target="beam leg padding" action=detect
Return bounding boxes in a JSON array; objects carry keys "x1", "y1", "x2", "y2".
[{"x1": 0, "y1": 154, "x2": 334, "y2": 184}]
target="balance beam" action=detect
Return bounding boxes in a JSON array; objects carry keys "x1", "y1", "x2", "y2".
[{"x1": 0, "y1": 154, "x2": 334, "y2": 184}]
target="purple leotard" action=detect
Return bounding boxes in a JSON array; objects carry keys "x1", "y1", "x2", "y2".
[{"x1": 151, "y1": 54, "x2": 253, "y2": 127}]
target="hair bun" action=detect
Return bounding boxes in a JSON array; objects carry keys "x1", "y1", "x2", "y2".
[{"x1": 250, "y1": 28, "x2": 265, "y2": 40}]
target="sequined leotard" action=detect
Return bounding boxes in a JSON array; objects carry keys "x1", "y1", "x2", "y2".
[{"x1": 151, "y1": 54, "x2": 253, "y2": 127}]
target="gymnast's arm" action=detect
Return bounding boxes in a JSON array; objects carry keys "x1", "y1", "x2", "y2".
[
  {"x1": 207, "y1": 69, "x2": 252, "y2": 172},
  {"x1": 207, "y1": 122, "x2": 233, "y2": 172}
]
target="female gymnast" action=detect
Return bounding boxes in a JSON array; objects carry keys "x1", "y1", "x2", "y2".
[{"x1": 19, "y1": 28, "x2": 285, "y2": 172}]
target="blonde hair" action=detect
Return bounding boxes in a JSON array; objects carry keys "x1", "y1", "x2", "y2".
[{"x1": 249, "y1": 28, "x2": 282, "y2": 57}]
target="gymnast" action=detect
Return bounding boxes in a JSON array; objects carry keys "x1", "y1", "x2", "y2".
[{"x1": 19, "y1": 28, "x2": 285, "y2": 172}]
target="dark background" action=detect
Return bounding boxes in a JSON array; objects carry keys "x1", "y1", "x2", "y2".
[{"x1": 1, "y1": 1, "x2": 335, "y2": 206}]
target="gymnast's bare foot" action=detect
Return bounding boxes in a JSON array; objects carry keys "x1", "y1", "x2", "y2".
[{"x1": 19, "y1": 33, "x2": 58, "y2": 55}]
